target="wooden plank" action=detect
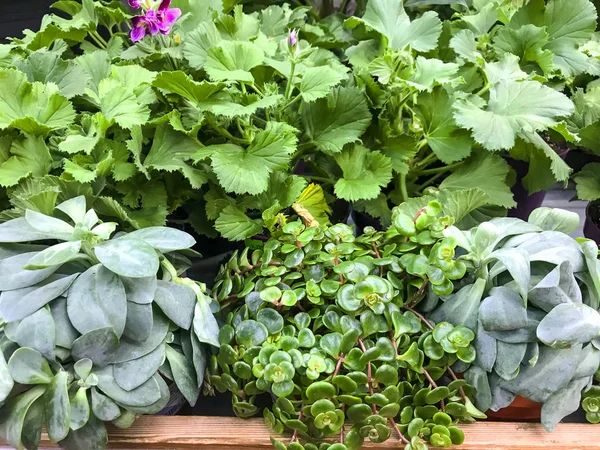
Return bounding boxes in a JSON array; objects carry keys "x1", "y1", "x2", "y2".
[{"x1": 28, "y1": 417, "x2": 600, "y2": 450}]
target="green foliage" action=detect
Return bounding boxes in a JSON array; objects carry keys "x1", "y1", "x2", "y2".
[
  {"x1": 0, "y1": 197, "x2": 219, "y2": 449},
  {"x1": 210, "y1": 202, "x2": 482, "y2": 450},
  {"x1": 427, "y1": 208, "x2": 600, "y2": 432}
]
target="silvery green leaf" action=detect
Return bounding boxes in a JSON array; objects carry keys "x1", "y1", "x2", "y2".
[
  {"x1": 67, "y1": 265, "x2": 127, "y2": 338},
  {"x1": 91, "y1": 387, "x2": 121, "y2": 421},
  {"x1": 537, "y1": 303, "x2": 600, "y2": 348},
  {"x1": 21, "y1": 395, "x2": 44, "y2": 450},
  {"x1": 489, "y1": 374, "x2": 516, "y2": 412},
  {"x1": 0, "y1": 385, "x2": 46, "y2": 449},
  {"x1": 7, "y1": 347, "x2": 52, "y2": 385},
  {"x1": 122, "y1": 302, "x2": 153, "y2": 342},
  {"x1": 25, "y1": 210, "x2": 74, "y2": 240},
  {"x1": 0, "y1": 273, "x2": 79, "y2": 323},
  {"x1": 123, "y1": 227, "x2": 196, "y2": 252},
  {"x1": 83, "y1": 209, "x2": 99, "y2": 229},
  {"x1": 494, "y1": 341, "x2": 527, "y2": 381},
  {"x1": 0, "y1": 244, "x2": 48, "y2": 261},
  {"x1": 114, "y1": 343, "x2": 165, "y2": 392},
  {"x1": 0, "y1": 252, "x2": 58, "y2": 291},
  {"x1": 72, "y1": 327, "x2": 119, "y2": 368},
  {"x1": 529, "y1": 261, "x2": 581, "y2": 312},
  {"x1": 193, "y1": 297, "x2": 220, "y2": 347},
  {"x1": 23, "y1": 241, "x2": 82, "y2": 270},
  {"x1": 58, "y1": 414, "x2": 107, "y2": 450},
  {"x1": 487, "y1": 217, "x2": 542, "y2": 245},
  {"x1": 91, "y1": 222, "x2": 117, "y2": 240},
  {"x1": 94, "y1": 238, "x2": 159, "y2": 278},
  {"x1": 473, "y1": 222, "x2": 498, "y2": 255},
  {"x1": 74, "y1": 359, "x2": 93, "y2": 381},
  {"x1": 44, "y1": 370, "x2": 70, "y2": 442},
  {"x1": 499, "y1": 344, "x2": 582, "y2": 403},
  {"x1": 442, "y1": 225, "x2": 472, "y2": 252},
  {"x1": 0, "y1": 351, "x2": 13, "y2": 403},
  {"x1": 474, "y1": 320, "x2": 497, "y2": 372},
  {"x1": 580, "y1": 240, "x2": 600, "y2": 310},
  {"x1": 428, "y1": 277, "x2": 486, "y2": 331},
  {"x1": 573, "y1": 344, "x2": 600, "y2": 379},
  {"x1": 108, "y1": 311, "x2": 169, "y2": 364},
  {"x1": 486, "y1": 308, "x2": 543, "y2": 343},
  {"x1": 524, "y1": 342, "x2": 539, "y2": 366},
  {"x1": 56, "y1": 197, "x2": 87, "y2": 224},
  {"x1": 541, "y1": 376, "x2": 590, "y2": 432},
  {"x1": 166, "y1": 345, "x2": 200, "y2": 406},
  {"x1": 115, "y1": 374, "x2": 169, "y2": 414},
  {"x1": 488, "y1": 248, "x2": 530, "y2": 301},
  {"x1": 190, "y1": 332, "x2": 207, "y2": 387},
  {"x1": 464, "y1": 365, "x2": 492, "y2": 412},
  {"x1": 154, "y1": 281, "x2": 196, "y2": 330},
  {"x1": 69, "y1": 387, "x2": 90, "y2": 431},
  {"x1": 120, "y1": 275, "x2": 157, "y2": 305},
  {"x1": 94, "y1": 365, "x2": 161, "y2": 407},
  {"x1": 50, "y1": 298, "x2": 78, "y2": 350},
  {"x1": 528, "y1": 207, "x2": 580, "y2": 234},
  {"x1": 5, "y1": 308, "x2": 55, "y2": 361},
  {"x1": 517, "y1": 231, "x2": 585, "y2": 272},
  {"x1": 480, "y1": 287, "x2": 527, "y2": 332},
  {"x1": 112, "y1": 410, "x2": 136, "y2": 429},
  {"x1": 0, "y1": 218, "x2": 61, "y2": 243}
]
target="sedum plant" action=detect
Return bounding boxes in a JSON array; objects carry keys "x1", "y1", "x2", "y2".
[
  {"x1": 0, "y1": 196, "x2": 220, "y2": 449},
  {"x1": 425, "y1": 207, "x2": 600, "y2": 431},
  {"x1": 209, "y1": 202, "x2": 486, "y2": 450}
]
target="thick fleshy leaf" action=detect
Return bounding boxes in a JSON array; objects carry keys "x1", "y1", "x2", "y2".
[
  {"x1": 120, "y1": 275, "x2": 157, "y2": 305},
  {"x1": 0, "y1": 352, "x2": 13, "y2": 403},
  {"x1": 7, "y1": 347, "x2": 52, "y2": 385},
  {"x1": 109, "y1": 311, "x2": 169, "y2": 364},
  {"x1": 24, "y1": 241, "x2": 82, "y2": 270},
  {"x1": 166, "y1": 345, "x2": 200, "y2": 406},
  {"x1": 529, "y1": 262, "x2": 581, "y2": 312},
  {"x1": 94, "y1": 365, "x2": 161, "y2": 407},
  {"x1": 114, "y1": 343, "x2": 165, "y2": 392},
  {"x1": 122, "y1": 302, "x2": 153, "y2": 342},
  {"x1": 55, "y1": 196, "x2": 87, "y2": 224},
  {"x1": 153, "y1": 281, "x2": 196, "y2": 330},
  {"x1": 58, "y1": 414, "x2": 107, "y2": 450},
  {"x1": 193, "y1": 296, "x2": 220, "y2": 347},
  {"x1": 50, "y1": 297, "x2": 78, "y2": 350},
  {"x1": 528, "y1": 207, "x2": 580, "y2": 234},
  {"x1": 67, "y1": 265, "x2": 127, "y2": 337},
  {"x1": 124, "y1": 227, "x2": 195, "y2": 252},
  {"x1": 0, "y1": 385, "x2": 46, "y2": 449},
  {"x1": 0, "y1": 252, "x2": 59, "y2": 291},
  {"x1": 0, "y1": 273, "x2": 78, "y2": 322},
  {"x1": 537, "y1": 303, "x2": 600, "y2": 348},
  {"x1": 69, "y1": 387, "x2": 90, "y2": 431},
  {"x1": 0, "y1": 217, "x2": 60, "y2": 243},
  {"x1": 25, "y1": 210, "x2": 74, "y2": 239},
  {"x1": 429, "y1": 278, "x2": 486, "y2": 331},
  {"x1": 5, "y1": 307, "x2": 55, "y2": 361},
  {"x1": 94, "y1": 238, "x2": 159, "y2": 278},
  {"x1": 44, "y1": 370, "x2": 71, "y2": 442},
  {"x1": 91, "y1": 387, "x2": 121, "y2": 421},
  {"x1": 71, "y1": 327, "x2": 119, "y2": 367},
  {"x1": 475, "y1": 321, "x2": 497, "y2": 373},
  {"x1": 494, "y1": 342, "x2": 527, "y2": 380},
  {"x1": 542, "y1": 376, "x2": 590, "y2": 432},
  {"x1": 488, "y1": 248, "x2": 530, "y2": 300},
  {"x1": 479, "y1": 287, "x2": 528, "y2": 332}
]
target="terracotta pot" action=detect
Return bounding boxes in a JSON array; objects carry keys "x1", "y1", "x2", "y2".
[
  {"x1": 486, "y1": 396, "x2": 542, "y2": 421},
  {"x1": 584, "y1": 200, "x2": 600, "y2": 245}
]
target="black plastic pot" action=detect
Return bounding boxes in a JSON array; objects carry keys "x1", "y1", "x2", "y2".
[
  {"x1": 352, "y1": 209, "x2": 382, "y2": 234},
  {"x1": 584, "y1": 201, "x2": 600, "y2": 245},
  {"x1": 506, "y1": 158, "x2": 547, "y2": 221}
]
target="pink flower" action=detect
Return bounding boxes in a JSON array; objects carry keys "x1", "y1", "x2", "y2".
[
  {"x1": 130, "y1": 0, "x2": 181, "y2": 42},
  {"x1": 288, "y1": 29, "x2": 299, "y2": 47},
  {"x1": 128, "y1": 0, "x2": 142, "y2": 8}
]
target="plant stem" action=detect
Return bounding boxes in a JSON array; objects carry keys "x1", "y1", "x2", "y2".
[
  {"x1": 332, "y1": 354, "x2": 345, "y2": 378},
  {"x1": 447, "y1": 367, "x2": 468, "y2": 403},
  {"x1": 290, "y1": 410, "x2": 304, "y2": 443},
  {"x1": 339, "y1": 0, "x2": 350, "y2": 14},
  {"x1": 476, "y1": 83, "x2": 491, "y2": 96},
  {"x1": 416, "y1": 172, "x2": 446, "y2": 191},
  {"x1": 419, "y1": 161, "x2": 463, "y2": 176},
  {"x1": 406, "y1": 280, "x2": 429, "y2": 308},
  {"x1": 399, "y1": 174, "x2": 408, "y2": 202},
  {"x1": 403, "y1": 305, "x2": 434, "y2": 331},
  {"x1": 285, "y1": 61, "x2": 297, "y2": 100},
  {"x1": 88, "y1": 32, "x2": 107, "y2": 49},
  {"x1": 304, "y1": 175, "x2": 334, "y2": 184},
  {"x1": 206, "y1": 117, "x2": 248, "y2": 145},
  {"x1": 389, "y1": 418, "x2": 410, "y2": 444},
  {"x1": 281, "y1": 94, "x2": 302, "y2": 111},
  {"x1": 91, "y1": 30, "x2": 108, "y2": 47},
  {"x1": 358, "y1": 338, "x2": 377, "y2": 414}
]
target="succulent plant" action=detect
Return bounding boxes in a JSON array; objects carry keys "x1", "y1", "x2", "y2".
[
  {"x1": 210, "y1": 202, "x2": 484, "y2": 450},
  {"x1": 0, "y1": 196, "x2": 220, "y2": 449},
  {"x1": 583, "y1": 386, "x2": 600, "y2": 424},
  {"x1": 426, "y1": 207, "x2": 600, "y2": 432}
]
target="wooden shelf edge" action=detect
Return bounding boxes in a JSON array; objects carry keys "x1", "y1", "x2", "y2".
[{"x1": 32, "y1": 417, "x2": 600, "y2": 450}]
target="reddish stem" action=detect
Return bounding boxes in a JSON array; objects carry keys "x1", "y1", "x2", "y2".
[
  {"x1": 423, "y1": 369, "x2": 445, "y2": 412},
  {"x1": 389, "y1": 418, "x2": 410, "y2": 444},
  {"x1": 332, "y1": 354, "x2": 345, "y2": 378},
  {"x1": 402, "y1": 305, "x2": 435, "y2": 331},
  {"x1": 334, "y1": 256, "x2": 345, "y2": 285},
  {"x1": 447, "y1": 367, "x2": 468, "y2": 403},
  {"x1": 406, "y1": 279, "x2": 429, "y2": 307},
  {"x1": 358, "y1": 338, "x2": 377, "y2": 414},
  {"x1": 290, "y1": 410, "x2": 304, "y2": 443}
]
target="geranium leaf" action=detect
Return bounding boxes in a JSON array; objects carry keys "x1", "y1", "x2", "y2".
[
  {"x1": 416, "y1": 88, "x2": 472, "y2": 163},
  {"x1": 334, "y1": 146, "x2": 392, "y2": 201},
  {"x1": 439, "y1": 151, "x2": 516, "y2": 208},
  {"x1": 183, "y1": 21, "x2": 222, "y2": 69},
  {"x1": 95, "y1": 78, "x2": 150, "y2": 129},
  {"x1": 483, "y1": 54, "x2": 528, "y2": 85},
  {"x1": 407, "y1": 57, "x2": 460, "y2": 92},
  {"x1": 574, "y1": 162, "x2": 600, "y2": 201},
  {"x1": 0, "y1": 135, "x2": 52, "y2": 187},
  {"x1": 299, "y1": 66, "x2": 345, "y2": 102},
  {"x1": 492, "y1": 25, "x2": 553, "y2": 75},
  {"x1": 450, "y1": 29, "x2": 483, "y2": 64},
  {"x1": 153, "y1": 71, "x2": 225, "y2": 104},
  {"x1": 346, "y1": 0, "x2": 441, "y2": 51},
  {"x1": 303, "y1": 87, "x2": 371, "y2": 154},
  {"x1": 204, "y1": 40, "x2": 264, "y2": 83},
  {"x1": 453, "y1": 80, "x2": 574, "y2": 151},
  {"x1": 0, "y1": 69, "x2": 75, "y2": 135},
  {"x1": 438, "y1": 188, "x2": 489, "y2": 223},
  {"x1": 215, "y1": 205, "x2": 262, "y2": 241}
]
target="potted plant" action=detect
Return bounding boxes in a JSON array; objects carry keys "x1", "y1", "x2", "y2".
[
  {"x1": 0, "y1": 196, "x2": 220, "y2": 449},
  {"x1": 208, "y1": 202, "x2": 489, "y2": 450},
  {"x1": 426, "y1": 207, "x2": 600, "y2": 431}
]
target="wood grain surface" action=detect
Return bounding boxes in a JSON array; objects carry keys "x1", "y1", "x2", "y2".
[{"x1": 17, "y1": 417, "x2": 599, "y2": 450}]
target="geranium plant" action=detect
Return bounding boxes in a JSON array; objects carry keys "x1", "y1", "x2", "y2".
[
  {"x1": 209, "y1": 203, "x2": 487, "y2": 450},
  {"x1": 0, "y1": 196, "x2": 219, "y2": 449},
  {"x1": 425, "y1": 207, "x2": 600, "y2": 431}
]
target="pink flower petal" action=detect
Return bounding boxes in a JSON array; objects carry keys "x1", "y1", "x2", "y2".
[
  {"x1": 162, "y1": 8, "x2": 182, "y2": 26},
  {"x1": 147, "y1": 21, "x2": 160, "y2": 35},
  {"x1": 158, "y1": 0, "x2": 172, "y2": 12},
  {"x1": 130, "y1": 26, "x2": 146, "y2": 42}
]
